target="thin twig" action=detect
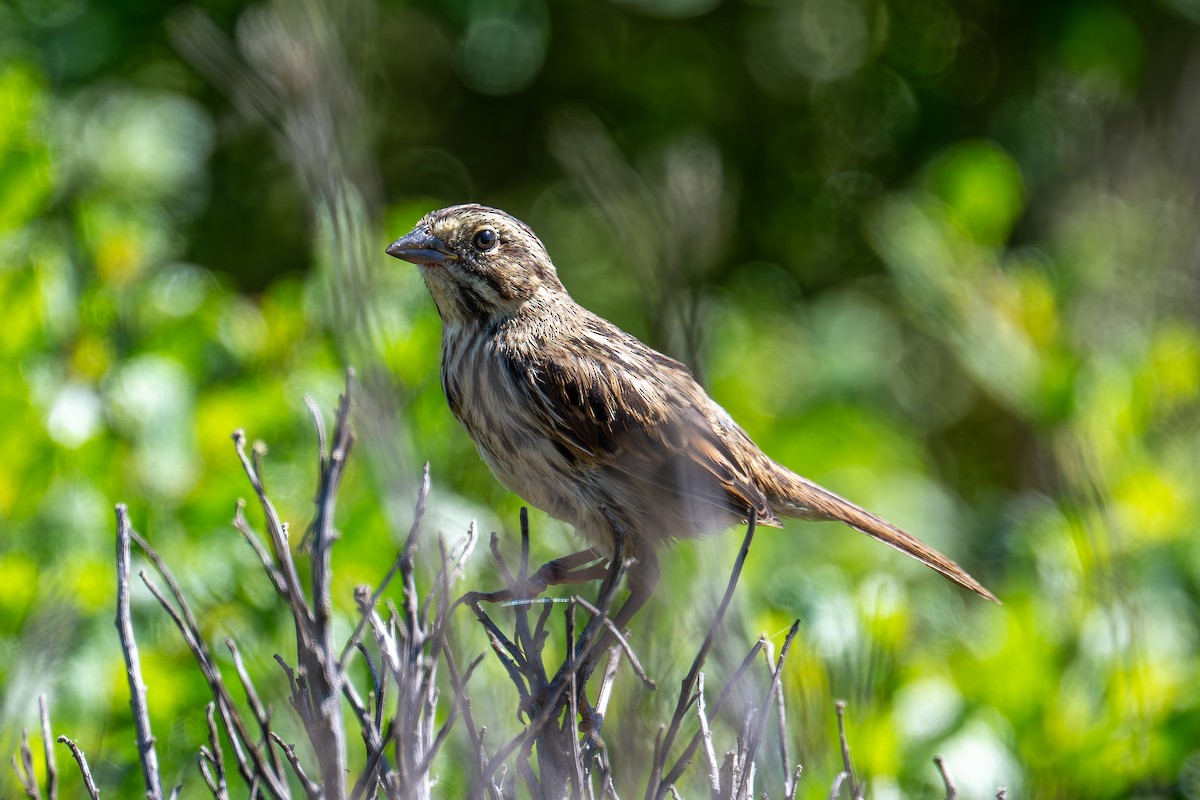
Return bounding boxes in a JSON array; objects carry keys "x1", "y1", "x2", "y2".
[
  {"x1": 15, "y1": 728, "x2": 38, "y2": 799},
  {"x1": 659, "y1": 640, "x2": 765, "y2": 790},
  {"x1": 203, "y1": 703, "x2": 228, "y2": 800},
  {"x1": 759, "y1": 638, "x2": 794, "y2": 798},
  {"x1": 303, "y1": 369, "x2": 355, "y2": 800},
  {"x1": 934, "y1": 755, "x2": 957, "y2": 800},
  {"x1": 695, "y1": 673, "x2": 720, "y2": 798},
  {"x1": 835, "y1": 701, "x2": 859, "y2": 800},
  {"x1": 199, "y1": 750, "x2": 222, "y2": 798},
  {"x1": 135, "y1": 564, "x2": 287, "y2": 798},
  {"x1": 39, "y1": 695, "x2": 58, "y2": 800},
  {"x1": 270, "y1": 733, "x2": 322, "y2": 799},
  {"x1": 232, "y1": 429, "x2": 314, "y2": 643},
  {"x1": 442, "y1": 645, "x2": 501, "y2": 800},
  {"x1": 648, "y1": 512, "x2": 758, "y2": 800},
  {"x1": 574, "y1": 595, "x2": 655, "y2": 689},
  {"x1": 114, "y1": 505, "x2": 164, "y2": 800},
  {"x1": 226, "y1": 638, "x2": 286, "y2": 780},
  {"x1": 593, "y1": 646, "x2": 623, "y2": 721},
  {"x1": 741, "y1": 622, "x2": 801, "y2": 777},
  {"x1": 339, "y1": 464, "x2": 431, "y2": 675},
  {"x1": 56, "y1": 737, "x2": 100, "y2": 800},
  {"x1": 133, "y1": 521, "x2": 287, "y2": 799},
  {"x1": 232, "y1": 500, "x2": 288, "y2": 596},
  {"x1": 829, "y1": 772, "x2": 848, "y2": 800},
  {"x1": 470, "y1": 554, "x2": 631, "y2": 794},
  {"x1": 568, "y1": 599, "x2": 588, "y2": 797},
  {"x1": 351, "y1": 721, "x2": 399, "y2": 800},
  {"x1": 787, "y1": 764, "x2": 804, "y2": 800}
]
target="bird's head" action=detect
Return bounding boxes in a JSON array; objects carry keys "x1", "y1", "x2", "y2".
[{"x1": 386, "y1": 204, "x2": 566, "y2": 326}]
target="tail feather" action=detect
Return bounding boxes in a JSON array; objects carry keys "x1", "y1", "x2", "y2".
[{"x1": 768, "y1": 470, "x2": 999, "y2": 604}]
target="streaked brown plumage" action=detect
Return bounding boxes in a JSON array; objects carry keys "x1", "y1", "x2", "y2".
[{"x1": 387, "y1": 204, "x2": 998, "y2": 623}]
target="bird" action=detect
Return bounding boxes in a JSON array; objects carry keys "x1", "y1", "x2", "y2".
[{"x1": 386, "y1": 203, "x2": 998, "y2": 627}]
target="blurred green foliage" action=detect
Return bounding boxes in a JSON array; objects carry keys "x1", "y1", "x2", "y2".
[{"x1": 2, "y1": 0, "x2": 1200, "y2": 797}]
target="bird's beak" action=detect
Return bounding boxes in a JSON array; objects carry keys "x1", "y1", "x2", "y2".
[{"x1": 385, "y1": 226, "x2": 458, "y2": 266}]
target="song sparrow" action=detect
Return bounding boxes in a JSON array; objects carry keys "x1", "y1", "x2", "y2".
[{"x1": 387, "y1": 204, "x2": 998, "y2": 624}]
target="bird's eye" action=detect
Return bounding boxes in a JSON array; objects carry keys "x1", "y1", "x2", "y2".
[{"x1": 472, "y1": 229, "x2": 498, "y2": 252}]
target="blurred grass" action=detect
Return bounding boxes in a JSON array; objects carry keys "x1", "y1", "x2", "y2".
[{"x1": 2, "y1": 0, "x2": 1200, "y2": 797}]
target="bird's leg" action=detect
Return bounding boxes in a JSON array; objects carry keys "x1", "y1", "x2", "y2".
[
  {"x1": 578, "y1": 546, "x2": 661, "y2": 691},
  {"x1": 464, "y1": 548, "x2": 607, "y2": 605},
  {"x1": 610, "y1": 546, "x2": 659, "y2": 633}
]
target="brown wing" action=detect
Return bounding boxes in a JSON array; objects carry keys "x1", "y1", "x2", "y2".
[{"x1": 503, "y1": 310, "x2": 780, "y2": 528}]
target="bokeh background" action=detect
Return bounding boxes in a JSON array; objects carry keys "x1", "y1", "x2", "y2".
[{"x1": 3, "y1": 0, "x2": 1200, "y2": 796}]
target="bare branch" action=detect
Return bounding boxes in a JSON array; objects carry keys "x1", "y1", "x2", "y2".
[
  {"x1": 232, "y1": 499, "x2": 288, "y2": 596},
  {"x1": 593, "y1": 647, "x2": 623, "y2": 721},
  {"x1": 659, "y1": 639, "x2": 765, "y2": 790},
  {"x1": 203, "y1": 703, "x2": 229, "y2": 800},
  {"x1": 695, "y1": 673, "x2": 720, "y2": 798},
  {"x1": 829, "y1": 771, "x2": 848, "y2": 800},
  {"x1": 338, "y1": 464, "x2": 431, "y2": 675},
  {"x1": 759, "y1": 638, "x2": 793, "y2": 796},
  {"x1": 114, "y1": 505, "x2": 164, "y2": 800},
  {"x1": 270, "y1": 733, "x2": 322, "y2": 799},
  {"x1": 934, "y1": 755, "x2": 957, "y2": 800},
  {"x1": 38, "y1": 695, "x2": 57, "y2": 800},
  {"x1": 787, "y1": 765, "x2": 803, "y2": 800},
  {"x1": 56, "y1": 737, "x2": 101, "y2": 800},
  {"x1": 573, "y1": 596, "x2": 655, "y2": 689},
  {"x1": 835, "y1": 702, "x2": 859, "y2": 800},
  {"x1": 232, "y1": 429, "x2": 313, "y2": 643},
  {"x1": 134, "y1": 562, "x2": 287, "y2": 799},
  {"x1": 648, "y1": 512, "x2": 759, "y2": 800},
  {"x1": 15, "y1": 728, "x2": 38, "y2": 799},
  {"x1": 470, "y1": 550, "x2": 632, "y2": 794},
  {"x1": 226, "y1": 638, "x2": 285, "y2": 780},
  {"x1": 740, "y1": 621, "x2": 800, "y2": 779},
  {"x1": 199, "y1": 749, "x2": 223, "y2": 798}
]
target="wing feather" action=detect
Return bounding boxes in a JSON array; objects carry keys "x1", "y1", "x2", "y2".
[{"x1": 503, "y1": 312, "x2": 780, "y2": 528}]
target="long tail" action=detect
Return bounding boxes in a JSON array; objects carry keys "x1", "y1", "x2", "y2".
[{"x1": 767, "y1": 469, "x2": 999, "y2": 603}]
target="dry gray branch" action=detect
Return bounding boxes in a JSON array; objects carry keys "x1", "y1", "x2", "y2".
[
  {"x1": 55, "y1": 737, "x2": 100, "y2": 800},
  {"x1": 38, "y1": 695, "x2": 57, "y2": 800},
  {"x1": 467, "y1": 515, "x2": 636, "y2": 798},
  {"x1": 115, "y1": 504, "x2": 164, "y2": 800},
  {"x1": 833, "y1": 702, "x2": 861, "y2": 800},
  {"x1": 759, "y1": 640, "x2": 794, "y2": 798},
  {"x1": 659, "y1": 640, "x2": 765, "y2": 791},
  {"x1": 738, "y1": 622, "x2": 801, "y2": 789},
  {"x1": 648, "y1": 511, "x2": 759, "y2": 800},
  {"x1": 201, "y1": 703, "x2": 228, "y2": 800},
  {"x1": 270, "y1": 733, "x2": 321, "y2": 799},
  {"x1": 934, "y1": 755, "x2": 957, "y2": 800},
  {"x1": 14, "y1": 727, "x2": 38, "y2": 799},
  {"x1": 696, "y1": 673, "x2": 721, "y2": 798},
  {"x1": 133, "y1": 537, "x2": 287, "y2": 798}
]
